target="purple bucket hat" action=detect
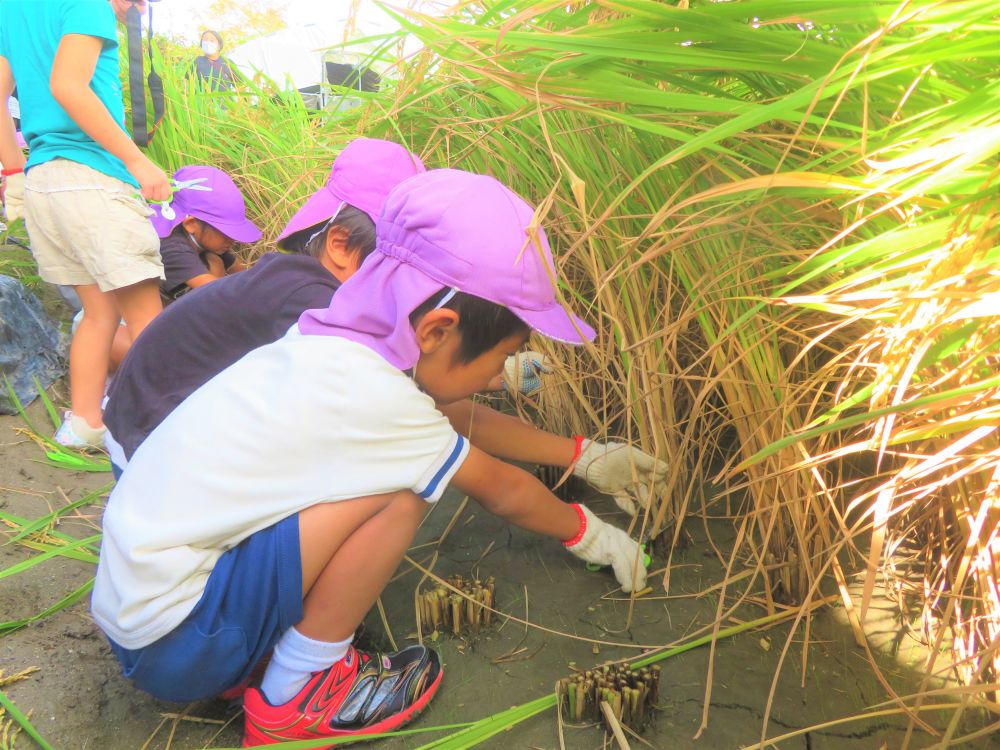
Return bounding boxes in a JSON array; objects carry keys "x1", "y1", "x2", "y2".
[
  {"x1": 298, "y1": 169, "x2": 596, "y2": 369},
  {"x1": 276, "y1": 138, "x2": 425, "y2": 248},
  {"x1": 149, "y1": 165, "x2": 262, "y2": 242}
]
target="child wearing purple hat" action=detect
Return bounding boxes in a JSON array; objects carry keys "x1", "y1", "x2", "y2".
[
  {"x1": 151, "y1": 165, "x2": 260, "y2": 302},
  {"x1": 92, "y1": 168, "x2": 664, "y2": 746}
]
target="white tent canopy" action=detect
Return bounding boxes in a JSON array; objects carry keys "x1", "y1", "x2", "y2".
[
  {"x1": 226, "y1": 22, "x2": 393, "y2": 94},
  {"x1": 226, "y1": 24, "x2": 334, "y2": 91}
]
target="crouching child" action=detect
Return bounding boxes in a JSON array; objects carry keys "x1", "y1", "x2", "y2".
[{"x1": 151, "y1": 165, "x2": 259, "y2": 302}]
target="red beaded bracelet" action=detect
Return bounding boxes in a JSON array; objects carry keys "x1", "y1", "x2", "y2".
[
  {"x1": 561, "y1": 503, "x2": 588, "y2": 547},
  {"x1": 1, "y1": 166, "x2": 23, "y2": 177}
]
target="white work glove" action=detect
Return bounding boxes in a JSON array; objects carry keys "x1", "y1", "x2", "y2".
[
  {"x1": 2, "y1": 171, "x2": 24, "y2": 222},
  {"x1": 573, "y1": 439, "x2": 667, "y2": 517},
  {"x1": 501, "y1": 350, "x2": 551, "y2": 396},
  {"x1": 563, "y1": 504, "x2": 647, "y2": 592}
]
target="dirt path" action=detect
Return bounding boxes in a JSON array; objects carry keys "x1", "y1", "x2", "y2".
[{"x1": 1, "y1": 399, "x2": 995, "y2": 750}]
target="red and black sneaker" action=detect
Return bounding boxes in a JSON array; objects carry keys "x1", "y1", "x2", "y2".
[{"x1": 242, "y1": 644, "x2": 442, "y2": 747}]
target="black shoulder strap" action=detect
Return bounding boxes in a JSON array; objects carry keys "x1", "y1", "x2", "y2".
[
  {"x1": 125, "y1": 2, "x2": 164, "y2": 147},
  {"x1": 146, "y1": 2, "x2": 164, "y2": 135}
]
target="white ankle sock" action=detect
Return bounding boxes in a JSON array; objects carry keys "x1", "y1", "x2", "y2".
[{"x1": 260, "y1": 627, "x2": 353, "y2": 706}]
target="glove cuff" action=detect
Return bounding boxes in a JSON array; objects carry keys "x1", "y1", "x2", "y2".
[
  {"x1": 561, "y1": 503, "x2": 588, "y2": 547},
  {"x1": 569, "y1": 435, "x2": 586, "y2": 467},
  {"x1": 570, "y1": 438, "x2": 595, "y2": 479}
]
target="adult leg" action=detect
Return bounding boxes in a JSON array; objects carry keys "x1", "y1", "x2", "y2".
[
  {"x1": 69, "y1": 284, "x2": 120, "y2": 428},
  {"x1": 108, "y1": 325, "x2": 133, "y2": 373},
  {"x1": 111, "y1": 277, "x2": 162, "y2": 344}
]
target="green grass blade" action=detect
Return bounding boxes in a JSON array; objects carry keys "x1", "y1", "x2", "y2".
[
  {"x1": 4, "y1": 376, "x2": 111, "y2": 472},
  {"x1": 201, "y1": 721, "x2": 476, "y2": 749},
  {"x1": 0, "y1": 579, "x2": 94, "y2": 636},
  {"x1": 733, "y1": 374, "x2": 1000, "y2": 471},
  {"x1": 0, "y1": 509, "x2": 101, "y2": 559},
  {"x1": 32, "y1": 377, "x2": 61, "y2": 431},
  {"x1": 0, "y1": 534, "x2": 102, "y2": 580},
  {"x1": 5, "y1": 484, "x2": 110, "y2": 545},
  {"x1": 0, "y1": 688, "x2": 55, "y2": 750}
]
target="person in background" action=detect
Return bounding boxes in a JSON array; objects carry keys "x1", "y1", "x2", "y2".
[
  {"x1": 151, "y1": 164, "x2": 257, "y2": 302},
  {"x1": 92, "y1": 169, "x2": 661, "y2": 746},
  {"x1": 0, "y1": 0, "x2": 169, "y2": 451},
  {"x1": 193, "y1": 30, "x2": 236, "y2": 92}
]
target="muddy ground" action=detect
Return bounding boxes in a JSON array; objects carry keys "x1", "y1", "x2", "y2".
[{"x1": 0, "y1": 268, "x2": 995, "y2": 749}]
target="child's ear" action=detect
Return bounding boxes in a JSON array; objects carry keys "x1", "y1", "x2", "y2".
[
  {"x1": 181, "y1": 216, "x2": 201, "y2": 233},
  {"x1": 324, "y1": 228, "x2": 357, "y2": 271},
  {"x1": 413, "y1": 309, "x2": 460, "y2": 354}
]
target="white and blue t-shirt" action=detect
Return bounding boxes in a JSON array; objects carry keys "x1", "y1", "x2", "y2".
[{"x1": 92, "y1": 329, "x2": 468, "y2": 649}]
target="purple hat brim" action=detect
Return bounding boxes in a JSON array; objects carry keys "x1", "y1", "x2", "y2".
[
  {"x1": 202, "y1": 216, "x2": 263, "y2": 243},
  {"x1": 511, "y1": 304, "x2": 596, "y2": 346},
  {"x1": 148, "y1": 205, "x2": 262, "y2": 243},
  {"x1": 276, "y1": 189, "x2": 343, "y2": 247}
]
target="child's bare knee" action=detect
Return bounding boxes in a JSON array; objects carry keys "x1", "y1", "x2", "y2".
[
  {"x1": 76, "y1": 308, "x2": 121, "y2": 331},
  {"x1": 389, "y1": 491, "x2": 429, "y2": 519}
]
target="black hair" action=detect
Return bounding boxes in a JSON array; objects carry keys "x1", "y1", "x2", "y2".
[
  {"x1": 409, "y1": 289, "x2": 530, "y2": 364},
  {"x1": 201, "y1": 30, "x2": 223, "y2": 51},
  {"x1": 169, "y1": 219, "x2": 202, "y2": 237},
  {"x1": 170, "y1": 217, "x2": 232, "y2": 244},
  {"x1": 280, "y1": 204, "x2": 376, "y2": 261},
  {"x1": 171, "y1": 216, "x2": 220, "y2": 234}
]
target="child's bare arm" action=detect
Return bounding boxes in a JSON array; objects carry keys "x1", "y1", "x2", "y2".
[
  {"x1": 450, "y1": 445, "x2": 579, "y2": 540},
  {"x1": 450, "y1": 445, "x2": 648, "y2": 592},
  {"x1": 441, "y1": 399, "x2": 668, "y2": 520},
  {"x1": 185, "y1": 273, "x2": 221, "y2": 289},
  {"x1": 49, "y1": 34, "x2": 169, "y2": 201},
  {"x1": 438, "y1": 399, "x2": 576, "y2": 467},
  {"x1": 0, "y1": 57, "x2": 24, "y2": 171}
]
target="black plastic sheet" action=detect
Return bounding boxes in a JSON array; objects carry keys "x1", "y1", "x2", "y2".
[{"x1": 0, "y1": 274, "x2": 68, "y2": 414}]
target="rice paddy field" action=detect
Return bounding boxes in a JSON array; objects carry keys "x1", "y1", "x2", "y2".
[{"x1": 1, "y1": 0, "x2": 998, "y2": 748}]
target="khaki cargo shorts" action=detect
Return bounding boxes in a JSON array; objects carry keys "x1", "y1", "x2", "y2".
[{"x1": 23, "y1": 159, "x2": 164, "y2": 292}]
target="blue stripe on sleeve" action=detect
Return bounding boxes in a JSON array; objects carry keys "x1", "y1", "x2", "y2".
[{"x1": 417, "y1": 434, "x2": 468, "y2": 501}]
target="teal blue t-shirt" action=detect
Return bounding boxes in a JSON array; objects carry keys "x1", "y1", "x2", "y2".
[{"x1": 0, "y1": 0, "x2": 137, "y2": 187}]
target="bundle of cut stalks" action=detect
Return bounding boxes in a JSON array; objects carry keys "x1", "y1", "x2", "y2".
[
  {"x1": 558, "y1": 663, "x2": 661, "y2": 733},
  {"x1": 418, "y1": 576, "x2": 495, "y2": 637}
]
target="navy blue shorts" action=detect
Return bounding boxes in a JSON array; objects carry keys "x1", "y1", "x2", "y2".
[{"x1": 108, "y1": 514, "x2": 303, "y2": 702}]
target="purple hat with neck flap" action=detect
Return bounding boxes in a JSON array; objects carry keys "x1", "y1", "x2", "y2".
[
  {"x1": 298, "y1": 168, "x2": 596, "y2": 369},
  {"x1": 276, "y1": 138, "x2": 425, "y2": 248},
  {"x1": 150, "y1": 165, "x2": 262, "y2": 242}
]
